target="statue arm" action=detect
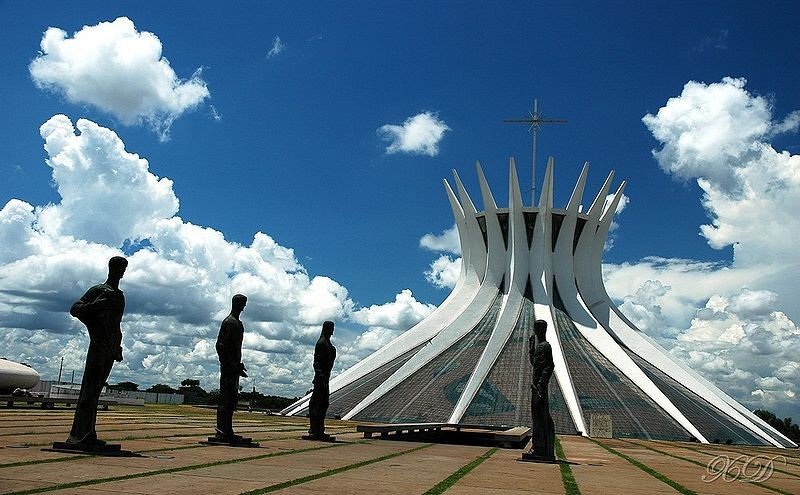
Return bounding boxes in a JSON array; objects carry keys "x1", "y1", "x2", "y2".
[
  {"x1": 539, "y1": 345, "x2": 555, "y2": 389},
  {"x1": 216, "y1": 322, "x2": 232, "y2": 364},
  {"x1": 70, "y1": 286, "x2": 107, "y2": 320}
]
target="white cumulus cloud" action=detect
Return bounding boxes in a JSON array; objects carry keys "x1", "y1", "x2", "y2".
[
  {"x1": 419, "y1": 224, "x2": 460, "y2": 254},
  {"x1": 602, "y1": 77, "x2": 800, "y2": 417},
  {"x1": 352, "y1": 289, "x2": 435, "y2": 330},
  {"x1": 0, "y1": 115, "x2": 438, "y2": 398},
  {"x1": 29, "y1": 17, "x2": 210, "y2": 140},
  {"x1": 348, "y1": 289, "x2": 436, "y2": 355},
  {"x1": 378, "y1": 111, "x2": 450, "y2": 156},
  {"x1": 424, "y1": 255, "x2": 462, "y2": 290},
  {"x1": 37, "y1": 115, "x2": 179, "y2": 246}
]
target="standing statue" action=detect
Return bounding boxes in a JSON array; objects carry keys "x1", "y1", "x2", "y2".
[
  {"x1": 206, "y1": 294, "x2": 256, "y2": 447},
  {"x1": 54, "y1": 256, "x2": 127, "y2": 453},
  {"x1": 304, "y1": 320, "x2": 336, "y2": 442},
  {"x1": 524, "y1": 319, "x2": 556, "y2": 461}
]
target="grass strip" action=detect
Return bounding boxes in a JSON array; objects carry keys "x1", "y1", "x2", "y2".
[
  {"x1": 555, "y1": 437, "x2": 581, "y2": 495},
  {"x1": 422, "y1": 447, "x2": 497, "y2": 495},
  {"x1": 590, "y1": 439, "x2": 697, "y2": 495},
  {"x1": 6, "y1": 441, "x2": 347, "y2": 495},
  {"x1": 239, "y1": 443, "x2": 434, "y2": 495},
  {"x1": 620, "y1": 439, "x2": 793, "y2": 495}
]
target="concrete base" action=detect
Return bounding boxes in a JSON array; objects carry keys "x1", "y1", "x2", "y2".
[
  {"x1": 301, "y1": 434, "x2": 336, "y2": 442},
  {"x1": 200, "y1": 436, "x2": 260, "y2": 448},
  {"x1": 46, "y1": 441, "x2": 139, "y2": 457}
]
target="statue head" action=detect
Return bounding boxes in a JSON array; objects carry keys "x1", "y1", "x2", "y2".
[
  {"x1": 231, "y1": 294, "x2": 247, "y2": 313},
  {"x1": 108, "y1": 256, "x2": 128, "y2": 281},
  {"x1": 322, "y1": 320, "x2": 334, "y2": 338},
  {"x1": 534, "y1": 319, "x2": 547, "y2": 341}
]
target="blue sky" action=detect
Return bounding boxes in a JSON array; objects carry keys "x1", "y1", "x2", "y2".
[{"x1": 1, "y1": 2, "x2": 799, "y2": 417}]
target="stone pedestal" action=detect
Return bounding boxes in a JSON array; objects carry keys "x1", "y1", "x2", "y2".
[
  {"x1": 46, "y1": 441, "x2": 138, "y2": 457},
  {"x1": 590, "y1": 413, "x2": 613, "y2": 438},
  {"x1": 301, "y1": 434, "x2": 336, "y2": 442}
]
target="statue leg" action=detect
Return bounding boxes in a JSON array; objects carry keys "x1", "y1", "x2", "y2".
[
  {"x1": 308, "y1": 392, "x2": 321, "y2": 436},
  {"x1": 318, "y1": 379, "x2": 330, "y2": 436},
  {"x1": 530, "y1": 386, "x2": 555, "y2": 459},
  {"x1": 308, "y1": 375, "x2": 328, "y2": 437},
  {"x1": 68, "y1": 345, "x2": 113, "y2": 444},
  {"x1": 216, "y1": 369, "x2": 237, "y2": 437},
  {"x1": 542, "y1": 389, "x2": 555, "y2": 459}
]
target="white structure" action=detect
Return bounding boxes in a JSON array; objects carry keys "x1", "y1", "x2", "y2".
[
  {"x1": 284, "y1": 159, "x2": 797, "y2": 447},
  {"x1": 0, "y1": 358, "x2": 40, "y2": 393}
]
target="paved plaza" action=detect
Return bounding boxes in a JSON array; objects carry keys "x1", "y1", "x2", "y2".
[{"x1": 0, "y1": 405, "x2": 797, "y2": 494}]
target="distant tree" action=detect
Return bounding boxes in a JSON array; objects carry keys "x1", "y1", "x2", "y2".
[
  {"x1": 754, "y1": 409, "x2": 800, "y2": 443},
  {"x1": 146, "y1": 383, "x2": 178, "y2": 394},
  {"x1": 207, "y1": 389, "x2": 220, "y2": 405},
  {"x1": 238, "y1": 390, "x2": 298, "y2": 411},
  {"x1": 179, "y1": 379, "x2": 208, "y2": 405},
  {"x1": 109, "y1": 381, "x2": 139, "y2": 391}
]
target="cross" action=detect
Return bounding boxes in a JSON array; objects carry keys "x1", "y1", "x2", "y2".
[{"x1": 504, "y1": 99, "x2": 567, "y2": 205}]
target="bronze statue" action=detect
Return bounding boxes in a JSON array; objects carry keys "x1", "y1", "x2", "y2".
[
  {"x1": 59, "y1": 256, "x2": 127, "y2": 451},
  {"x1": 214, "y1": 294, "x2": 249, "y2": 442},
  {"x1": 525, "y1": 319, "x2": 556, "y2": 461},
  {"x1": 305, "y1": 320, "x2": 336, "y2": 441}
]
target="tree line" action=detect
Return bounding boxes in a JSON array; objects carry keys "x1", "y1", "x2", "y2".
[{"x1": 108, "y1": 379, "x2": 297, "y2": 411}]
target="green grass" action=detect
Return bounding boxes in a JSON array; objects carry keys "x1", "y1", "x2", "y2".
[
  {"x1": 590, "y1": 439, "x2": 698, "y2": 495},
  {"x1": 422, "y1": 447, "x2": 498, "y2": 495},
  {"x1": 555, "y1": 437, "x2": 581, "y2": 495},
  {"x1": 239, "y1": 443, "x2": 435, "y2": 495}
]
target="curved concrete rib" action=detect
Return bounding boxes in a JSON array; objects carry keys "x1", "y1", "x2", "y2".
[
  {"x1": 342, "y1": 166, "x2": 506, "y2": 421},
  {"x1": 527, "y1": 159, "x2": 588, "y2": 435},
  {"x1": 449, "y1": 159, "x2": 528, "y2": 423},
  {"x1": 282, "y1": 178, "x2": 479, "y2": 416}
]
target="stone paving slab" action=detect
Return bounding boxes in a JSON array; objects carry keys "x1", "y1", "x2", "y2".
[
  {"x1": 559, "y1": 436, "x2": 680, "y2": 495},
  {"x1": 446, "y1": 446, "x2": 564, "y2": 495},
  {"x1": 600, "y1": 439, "x2": 778, "y2": 495},
  {"x1": 625, "y1": 440, "x2": 800, "y2": 492},
  {"x1": 1, "y1": 441, "x2": 325, "y2": 491},
  {"x1": 0, "y1": 425, "x2": 307, "y2": 449},
  {"x1": 663, "y1": 442, "x2": 800, "y2": 477},
  {"x1": 634, "y1": 439, "x2": 800, "y2": 479},
  {"x1": 277, "y1": 443, "x2": 486, "y2": 495},
  {"x1": 35, "y1": 441, "x2": 417, "y2": 495},
  {"x1": 2, "y1": 406, "x2": 796, "y2": 495},
  {"x1": 47, "y1": 475, "x2": 264, "y2": 495}
]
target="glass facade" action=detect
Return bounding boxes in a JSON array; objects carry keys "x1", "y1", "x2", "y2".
[
  {"x1": 461, "y1": 287, "x2": 577, "y2": 433},
  {"x1": 293, "y1": 344, "x2": 426, "y2": 418},
  {"x1": 553, "y1": 308, "x2": 690, "y2": 440},
  {"x1": 352, "y1": 289, "x2": 504, "y2": 423},
  {"x1": 625, "y1": 350, "x2": 773, "y2": 446}
]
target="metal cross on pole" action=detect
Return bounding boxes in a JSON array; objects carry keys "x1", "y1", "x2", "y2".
[{"x1": 504, "y1": 99, "x2": 567, "y2": 205}]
